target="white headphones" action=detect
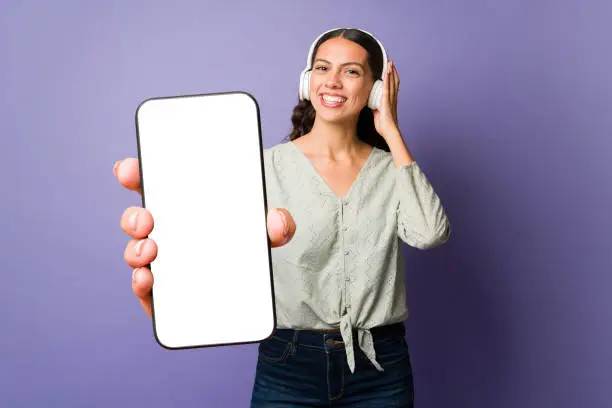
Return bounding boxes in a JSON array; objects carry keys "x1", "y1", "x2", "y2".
[{"x1": 298, "y1": 27, "x2": 388, "y2": 110}]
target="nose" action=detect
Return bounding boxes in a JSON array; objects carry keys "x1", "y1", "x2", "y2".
[{"x1": 325, "y1": 69, "x2": 342, "y2": 89}]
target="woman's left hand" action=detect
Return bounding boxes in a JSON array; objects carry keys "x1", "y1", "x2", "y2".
[{"x1": 373, "y1": 60, "x2": 401, "y2": 140}]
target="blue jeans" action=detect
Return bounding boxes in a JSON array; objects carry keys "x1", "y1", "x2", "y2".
[{"x1": 250, "y1": 322, "x2": 414, "y2": 407}]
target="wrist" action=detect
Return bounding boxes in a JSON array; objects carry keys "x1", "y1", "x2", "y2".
[
  {"x1": 381, "y1": 126, "x2": 402, "y2": 142},
  {"x1": 384, "y1": 130, "x2": 415, "y2": 167}
]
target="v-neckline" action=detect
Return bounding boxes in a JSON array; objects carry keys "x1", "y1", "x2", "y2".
[{"x1": 288, "y1": 141, "x2": 377, "y2": 202}]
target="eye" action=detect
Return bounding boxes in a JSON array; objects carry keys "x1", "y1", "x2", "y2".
[
  {"x1": 346, "y1": 69, "x2": 360, "y2": 76},
  {"x1": 314, "y1": 65, "x2": 328, "y2": 71}
]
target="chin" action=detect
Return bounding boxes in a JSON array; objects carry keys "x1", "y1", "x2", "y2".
[{"x1": 313, "y1": 101, "x2": 359, "y2": 124}]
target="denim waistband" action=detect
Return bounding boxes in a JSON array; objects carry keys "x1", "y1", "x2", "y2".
[{"x1": 269, "y1": 322, "x2": 405, "y2": 348}]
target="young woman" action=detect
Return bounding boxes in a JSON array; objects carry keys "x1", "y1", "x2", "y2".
[{"x1": 115, "y1": 28, "x2": 451, "y2": 407}]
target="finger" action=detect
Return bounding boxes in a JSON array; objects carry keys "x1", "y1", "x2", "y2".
[
  {"x1": 132, "y1": 267, "x2": 153, "y2": 318},
  {"x1": 391, "y1": 64, "x2": 398, "y2": 104},
  {"x1": 124, "y1": 238, "x2": 158, "y2": 269},
  {"x1": 267, "y1": 208, "x2": 296, "y2": 248},
  {"x1": 388, "y1": 61, "x2": 394, "y2": 104},
  {"x1": 121, "y1": 206, "x2": 154, "y2": 239},
  {"x1": 394, "y1": 64, "x2": 400, "y2": 89},
  {"x1": 393, "y1": 64, "x2": 400, "y2": 105},
  {"x1": 391, "y1": 63, "x2": 399, "y2": 119},
  {"x1": 114, "y1": 158, "x2": 142, "y2": 194}
]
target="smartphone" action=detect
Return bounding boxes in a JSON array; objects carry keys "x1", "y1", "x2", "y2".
[{"x1": 134, "y1": 91, "x2": 275, "y2": 350}]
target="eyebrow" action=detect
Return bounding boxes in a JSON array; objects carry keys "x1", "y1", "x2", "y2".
[{"x1": 313, "y1": 58, "x2": 365, "y2": 70}]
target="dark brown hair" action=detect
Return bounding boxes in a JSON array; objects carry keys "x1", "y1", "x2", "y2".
[{"x1": 283, "y1": 28, "x2": 390, "y2": 152}]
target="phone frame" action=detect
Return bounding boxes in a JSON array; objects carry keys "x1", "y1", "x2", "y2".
[{"x1": 134, "y1": 91, "x2": 277, "y2": 350}]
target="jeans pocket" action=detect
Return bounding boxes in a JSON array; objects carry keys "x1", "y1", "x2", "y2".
[
  {"x1": 372, "y1": 336, "x2": 411, "y2": 368},
  {"x1": 258, "y1": 336, "x2": 292, "y2": 364}
]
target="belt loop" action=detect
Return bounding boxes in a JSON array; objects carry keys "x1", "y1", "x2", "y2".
[{"x1": 290, "y1": 330, "x2": 299, "y2": 355}]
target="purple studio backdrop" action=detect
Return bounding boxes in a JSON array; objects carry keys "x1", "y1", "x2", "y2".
[{"x1": 1, "y1": 1, "x2": 611, "y2": 407}]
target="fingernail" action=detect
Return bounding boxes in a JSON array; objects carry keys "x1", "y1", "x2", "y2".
[
  {"x1": 128, "y1": 210, "x2": 139, "y2": 231},
  {"x1": 113, "y1": 160, "x2": 122, "y2": 177},
  {"x1": 278, "y1": 210, "x2": 290, "y2": 236},
  {"x1": 135, "y1": 239, "x2": 148, "y2": 257},
  {"x1": 132, "y1": 268, "x2": 140, "y2": 283}
]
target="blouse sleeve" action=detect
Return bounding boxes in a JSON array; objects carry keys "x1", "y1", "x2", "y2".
[{"x1": 394, "y1": 161, "x2": 451, "y2": 249}]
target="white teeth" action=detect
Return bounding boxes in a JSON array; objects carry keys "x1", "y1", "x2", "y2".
[{"x1": 322, "y1": 95, "x2": 346, "y2": 103}]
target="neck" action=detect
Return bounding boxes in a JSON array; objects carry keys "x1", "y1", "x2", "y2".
[{"x1": 305, "y1": 115, "x2": 363, "y2": 159}]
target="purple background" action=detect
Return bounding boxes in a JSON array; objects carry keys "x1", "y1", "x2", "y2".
[{"x1": 1, "y1": 1, "x2": 611, "y2": 407}]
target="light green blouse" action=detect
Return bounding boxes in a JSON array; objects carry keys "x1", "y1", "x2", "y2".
[{"x1": 263, "y1": 141, "x2": 451, "y2": 373}]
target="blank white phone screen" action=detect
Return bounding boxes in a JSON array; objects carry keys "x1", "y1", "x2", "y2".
[{"x1": 135, "y1": 92, "x2": 274, "y2": 349}]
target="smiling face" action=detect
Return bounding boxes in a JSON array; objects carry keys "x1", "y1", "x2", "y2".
[{"x1": 309, "y1": 36, "x2": 375, "y2": 124}]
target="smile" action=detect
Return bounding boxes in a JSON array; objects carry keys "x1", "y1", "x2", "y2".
[{"x1": 320, "y1": 94, "x2": 347, "y2": 108}]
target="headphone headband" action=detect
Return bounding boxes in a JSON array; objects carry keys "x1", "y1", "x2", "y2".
[{"x1": 304, "y1": 27, "x2": 388, "y2": 80}]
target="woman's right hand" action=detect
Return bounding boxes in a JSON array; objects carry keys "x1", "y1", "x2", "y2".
[{"x1": 113, "y1": 158, "x2": 296, "y2": 318}]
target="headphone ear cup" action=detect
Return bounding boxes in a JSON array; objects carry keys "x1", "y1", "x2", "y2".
[
  {"x1": 299, "y1": 70, "x2": 311, "y2": 101},
  {"x1": 368, "y1": 79, "x2": 383, "y2": 110}
]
